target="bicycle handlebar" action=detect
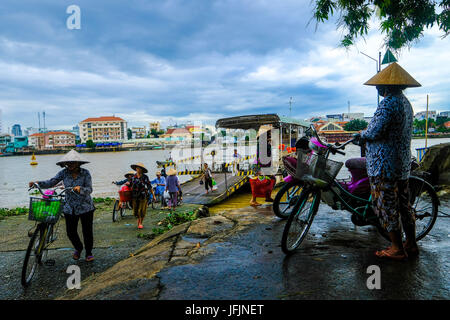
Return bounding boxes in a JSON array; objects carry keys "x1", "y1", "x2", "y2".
[{"x1": 29, "y1": 183, "x2": 76, "y2": 198}]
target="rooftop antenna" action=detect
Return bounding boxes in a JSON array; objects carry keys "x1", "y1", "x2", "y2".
[
  {"x1": 43, "y1": 111, "x2": 46, "y2": 133},
  {"x1": 288, "y1": 97, "x2": 294, "y2": 118},
  {"x1": 38, "y1": 112, "x2": 41, "y2": 133}
]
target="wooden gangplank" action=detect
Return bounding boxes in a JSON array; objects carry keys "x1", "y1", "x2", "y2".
[{"x1": 181, "y1": 173, "x2": 250, "y2": 206}]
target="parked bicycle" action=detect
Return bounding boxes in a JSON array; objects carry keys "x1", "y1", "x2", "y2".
[
  {"x1": 22, "y1": 183, "x2": 77, "y2": 287},
  {"x1": 280, "y1": 125, "x2": 439, "y2": 254}
]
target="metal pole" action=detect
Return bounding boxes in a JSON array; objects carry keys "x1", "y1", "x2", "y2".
[{"x1": 425, "y1": 95, "x2": 429, "y2": 148}]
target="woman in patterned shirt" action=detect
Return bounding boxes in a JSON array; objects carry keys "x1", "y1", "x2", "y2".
[
  {"x1": 29, "y1": 150, "x2": 96, "y2": 262},
  {"x1": 129, "y1": 162, "x2": 155, "y2": 229},
  {"x1": 358, "y1": 62, "x2": 421, "y2": 260}
]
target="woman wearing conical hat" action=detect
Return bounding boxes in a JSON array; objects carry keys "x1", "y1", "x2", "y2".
[
  {"x1": 129, "y1": 163, "x2": 155, "y2": 229},
  {"x1": 28, "y1": 149, "x2": 96, "y2": 262},
  {"x1": 357, "y1": 62, "x2": 420, "y2": 260}
]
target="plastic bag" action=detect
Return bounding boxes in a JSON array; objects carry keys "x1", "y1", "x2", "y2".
[
  {"x1": 163, "y1": 190, "x2": 170, "y2": 200},
  {"x1": 211, "y1": 179, "x2": 218, "y2": 191}
]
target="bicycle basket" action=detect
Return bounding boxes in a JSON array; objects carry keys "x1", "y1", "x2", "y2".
[
  {"x1": 29, "y1": 197, "x2": 62, "y2": 223},
  {"x1": 283, "y1": 150, "x2": 343, "y2": 184}
]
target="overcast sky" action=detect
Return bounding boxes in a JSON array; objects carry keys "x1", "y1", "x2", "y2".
[{"x1": 0, "y1": 0, "x2": 449, "y2": 132}]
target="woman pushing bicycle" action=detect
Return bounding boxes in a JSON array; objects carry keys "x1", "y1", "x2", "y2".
[
  {"x1": 357, "y1": 62, "x2": 421, "y2": 261},
  {"x1": 28, "y1": 150, "x2": 96, "y2": 262}
]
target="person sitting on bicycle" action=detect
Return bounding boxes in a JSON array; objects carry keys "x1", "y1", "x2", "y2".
[
  {"x1": 151, "y1": 171, "x2": 166, "y2": 206},
  {"x1": 358, "y1": 62, "x2": 420, "y2": 261},
  {"x1": 28, "y1": 150, "x2": 95, "y2": 262},
  {"x1": 112, "y1": 171, "x2": 135, "y2": 186}
]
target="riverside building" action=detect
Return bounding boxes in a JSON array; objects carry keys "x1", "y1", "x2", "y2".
[{"x1": 79, "y1": 116, "x2": 127, "y2": 143}]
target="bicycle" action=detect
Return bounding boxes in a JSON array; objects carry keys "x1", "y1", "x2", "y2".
[
  {"x1": 22, "y1": 183, "x2": 76, "y2": 287},
  {"x1": 112, "y1": 185, "x2": 133, "y2": 222},
  {"x1": 280, "y1": 125, "x2": 439, "y2": 254}
]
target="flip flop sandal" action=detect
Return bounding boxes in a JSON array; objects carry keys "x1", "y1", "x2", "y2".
[
  {"x1": 375, "y1": 249, "x2": 408, "y2": 261},
  {"x1": 85, "y1": 255, "x2": 94, "y2": 262}
]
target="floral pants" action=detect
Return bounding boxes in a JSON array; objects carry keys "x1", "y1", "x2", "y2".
[{"x1": 369, "y1": 176, "x2": 415, "y2": 233}]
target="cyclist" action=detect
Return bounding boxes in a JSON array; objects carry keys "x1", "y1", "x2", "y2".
[
  {"x1": 28, "y1": 150, "x2": 95, "y2": 262},
  {"x1": 151, "y1": 171, "x2": 167, "y2": 207}
]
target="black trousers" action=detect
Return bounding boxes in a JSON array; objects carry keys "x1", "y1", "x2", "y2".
[
  {"x1": 64, "y1": 210, "x2": 94, "y2": 256},
  {"x1": 205, "y1": 177, "x2": 213, "y2": 191}
]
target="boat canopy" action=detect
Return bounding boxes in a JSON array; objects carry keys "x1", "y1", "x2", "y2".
[{"x1": 215, "y1": 113, "x2": 310, "y2": 130}]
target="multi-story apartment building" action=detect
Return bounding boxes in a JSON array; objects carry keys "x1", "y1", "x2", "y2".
[
  {"x1": 131, "y1": 126, "x2": 147, "y2": 139},
  {"x1": 29, "y1": 132, "x2": 75, "y2": 150},
  {"x1": 79, "y1": 116, "x2": 127, "y2": 143},
  {"x1": 149, "y1": 121, "x2": 161, "y2": 132},
  {"x1": 28, "y1": 133, "x2": 45, "y2": 150}
]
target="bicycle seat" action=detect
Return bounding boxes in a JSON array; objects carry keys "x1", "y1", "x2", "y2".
[{"x1": 345, "y1": 157, "x2": 366, "y2": 170}]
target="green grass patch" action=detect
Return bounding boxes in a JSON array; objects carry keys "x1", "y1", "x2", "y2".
[
  {"x1": 0, "y1": 207, "x2": 28, "y2": 220},
  {"x1": 150, "y1": 210, "x2": 198, "y2": 238}
]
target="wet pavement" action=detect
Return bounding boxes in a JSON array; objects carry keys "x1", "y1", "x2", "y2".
[
  {"x1": 157, "y1": 205, "x2": 450, "y2": 300},
  {"x1": 0, "y1": 202, "x2": 201, "y2": 300}
]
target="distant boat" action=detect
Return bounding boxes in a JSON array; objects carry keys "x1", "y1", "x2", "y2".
[{"x1": 30, "y1": 153, "x2": 38, "y2": 166}]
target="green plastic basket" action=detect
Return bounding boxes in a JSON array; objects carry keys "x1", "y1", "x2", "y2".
[{"x1": 29, "y1": 197, "x2": 62, "y2": 223}]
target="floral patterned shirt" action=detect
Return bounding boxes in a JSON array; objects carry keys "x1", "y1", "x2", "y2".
[
  {"x1": 130, "y1": 174, "x2": 152, "y2": 200},
  {"x1": 38, "y1": 168, "x2": 95, "y2": 215},
  {"x1": 360, "y1": 93, "x2": 413, "y2": 179}
]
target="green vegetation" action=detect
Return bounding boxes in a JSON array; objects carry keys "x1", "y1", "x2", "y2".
[
  {"x1": 413, "y1": 117, "x2": 450, "y2": 134},
  {"x1": 151, "y1": 210, "x2": 198, "y2": 235},
  {"x1": 344, "y1": 119, "x2": 368, "y2": 131},
  {"x1": 0, "y1": 207, "x2": 28, "y2": 220},
  {"x1": 312, "y1": 0, "x2": 450, "y2": 49},
  {"x1": 127, "y1": 128, "x2": 132, "y2": 140},
  {"x1": 93, "y1": 197, "x2": 115, "y2": 204},
  {"x1": 86, "y1": 139, "x2": 96, "y2": 149}
]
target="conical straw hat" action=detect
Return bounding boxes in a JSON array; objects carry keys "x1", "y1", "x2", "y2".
[
  {"x1": 131, "y1": 162, "x2": 148, "y2": 173},
  {"x1": 56, "y1": 149, "x2": 90, "y2": 166},
  {"x1": 364, "y1": 62, "x2": 421, "y2": 87},
  {"x1": 168, "y1": 168, "x2": 177, "y2": 176},
  {"x1": 124, "y1": 171, "x2": 135, "y2": 178}
]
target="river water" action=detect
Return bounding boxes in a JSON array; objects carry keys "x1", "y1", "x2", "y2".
[{"x1": 0, "y1": 138, "x2": 448, "y2": 209}]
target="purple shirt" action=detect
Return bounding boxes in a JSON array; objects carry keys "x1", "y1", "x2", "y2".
[{"x1": 166, "y1": 175, "x2": 180, "y2": 193}]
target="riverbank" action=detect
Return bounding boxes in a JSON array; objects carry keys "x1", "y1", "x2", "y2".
[
  {"x1": 0, "y1": 146, "x2": 166, "y2": 157},
  {"x1": 0, "y1": 199, "x2": 206, "y2": 300}
]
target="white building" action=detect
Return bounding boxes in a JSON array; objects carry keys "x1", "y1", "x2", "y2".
[
  {"x1": 342, "y1": 113, "x2": 364, "y2": 121},
  {"x1": 415, "y1": 110, "x2": 437, "y2": 121},
  {"x1": 79, "y1": 116, "x2": 127, "y2": 143}
]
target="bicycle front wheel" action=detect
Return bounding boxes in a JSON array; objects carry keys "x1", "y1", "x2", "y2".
[
  {"x1": 273, "y1": 181, "x2": 303, "y2": 219},
  {"x1": 376, "y1": 176, "x2": 439, "y2": 242},
  {"x1": 112, "y1": 200, "x2": 121, "y2": 222},
  {"x1": 281, "y1": 188, "x2": 321, "y2": 255},
  {"x1": 21, "y1": 224, "x2": 46, "y2": 287}
]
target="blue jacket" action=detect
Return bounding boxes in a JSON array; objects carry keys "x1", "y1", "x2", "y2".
[
  {"x1": 151, "y1": 176, "x2": 166, "y2": 195},
  {"x1": 361, "y1": 93, "x2": 413, "y2": 180}
]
